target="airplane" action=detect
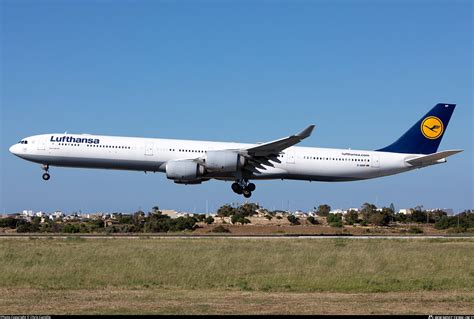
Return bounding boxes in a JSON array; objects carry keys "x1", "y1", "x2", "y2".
[{"x1": 9, "y1": 103, "x2": 462, "y2": 198}]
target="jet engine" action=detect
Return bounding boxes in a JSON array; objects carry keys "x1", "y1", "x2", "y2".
[
  {"x1": 205, "y1": 150, "x2": 245, "y2": 172},
  {"x1": 166, "y1": 160, "x2": 205, "y2": 184}
]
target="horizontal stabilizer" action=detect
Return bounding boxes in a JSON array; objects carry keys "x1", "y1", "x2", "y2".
[{"x1": 406, "y1": 149, "x2": 463, "y2": 167}]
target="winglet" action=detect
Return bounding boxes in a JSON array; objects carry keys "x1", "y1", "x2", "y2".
[{"x1": 297, "y1": 125, "x2": 315, "y2": 139}]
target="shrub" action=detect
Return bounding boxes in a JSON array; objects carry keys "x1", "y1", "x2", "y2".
[
  {"x1": 115, "y1": 214, "x2": 133, "y2": 224},
  {"x1": 231, "y1": 214, "x2": 251, "y2": 225},
  {"x1": 210, "y1": 225, "x2": 230, "y2": 233},
  {"x1": 327, "y1": 213, "x2": 342, "y2": 224},
  {"x1": 204, "y1": 216, "x2": 215, "y2": 224},
  {"x1": 16, "y1": 219, "x2": 40, "y2": 233},
  {"x1": 216, "y1": 205, "x2": 237, "y2": 217},
  {"x1": 0, "y1": 217, "x2": 18, "y2": 228},
  {"x1": 447, "y1": 227, "x2": 468, "y2": 234},
  {"x1": 87, "y1": 219, "x2": 105, "y2": 230},
  {"x1": 195, "y1": 214, "x2": 207, "y2": 222},
  {"x1": 63, "y1": 224, "x2": 81, "y2": 233},
  {"x1": 238, "y1": 203, "x2": 260, "y2": 217},
  {"x1": 143, "y1": 214, "x2": 197, "y2": 232},
  {"x1": 329, "y1": 221, "x2": 343, "y2": 228},
  {"x1": 344, "y1": 210, "x2": 359, "y2": 225},
  {"x1": 265, "y1": 215, "x2": 273, "y2": 220},
  {"x1": 408, "y1": 226, "x2": 423, "y2": 234},
  {"x1": 287, "y1": 215, "x2": 300, "y2": 225},
  {"x1": 316, "y1": 204, "x2": 331, "y2": 217},
  {"x1": 16, "y1": 223, "x2": 33, "y2": 233}
]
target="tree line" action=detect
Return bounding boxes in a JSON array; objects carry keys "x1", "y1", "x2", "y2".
[
  {"x1": 0, "y1": 206, "x2": 206, "y2": 234},
  {"x1": 313, "y1": 203, "x2": 473, "y2": 231},
  {"x1": 0, "y1": 203, "x2": 472, "y2": 233}
]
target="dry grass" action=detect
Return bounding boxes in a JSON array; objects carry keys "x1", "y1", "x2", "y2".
[
  {"x1": 1, "y1": 288, "x2": 473, "y2": 315},
  {"x1": 0, "y1": 238, "x2": 473, "y2": 314}
]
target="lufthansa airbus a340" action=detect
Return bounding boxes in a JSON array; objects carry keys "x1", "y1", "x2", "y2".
[{"x1": 9, "y1": 103, "x2": 462, "y2": 198}]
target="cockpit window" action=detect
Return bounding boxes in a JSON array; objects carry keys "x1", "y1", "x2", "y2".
[{"x1": 19, "y1": 140, "x2": 28, "y2": 144}]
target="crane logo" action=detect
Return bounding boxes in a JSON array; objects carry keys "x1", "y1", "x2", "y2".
[{"x1": 421, "y1": 116, "x2": 443, "y2": 139}]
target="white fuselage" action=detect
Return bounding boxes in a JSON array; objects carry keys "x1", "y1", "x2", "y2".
[{"x1": 9, "y1": 133, "x2": 423, "y2": 182}]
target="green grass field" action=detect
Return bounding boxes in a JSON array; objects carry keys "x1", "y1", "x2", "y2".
[{"x1": 1, "y1": 238, "x2": 473, "y2": 314}]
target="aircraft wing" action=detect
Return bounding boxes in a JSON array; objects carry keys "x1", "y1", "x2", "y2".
[
  {"x1": 406, "y1": 149, "x2": 463, "y2": 167},
  {"x1": 243, "y1": 125, "x2": 315, "y2": 157},
  {"x1": 238, "y1": 125, "x2": 315, "y2": 173}
]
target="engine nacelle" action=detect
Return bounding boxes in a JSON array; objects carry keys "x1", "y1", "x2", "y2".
[
  {"x1": 166, "y1": 160, "x2": 205, "y2": 184},
  {"x1": 205, "y1": 150, "x2": 245, "y2": 172}
]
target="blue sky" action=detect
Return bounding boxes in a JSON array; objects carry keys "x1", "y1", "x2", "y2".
[{"x1": 1, "y1": 0, "x2": 472, "y2": 214}]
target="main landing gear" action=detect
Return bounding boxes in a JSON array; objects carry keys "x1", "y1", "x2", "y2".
[
  {"x1": 231, "y1": 180, "x2": 256, "y2": 198},
  {"x1": 42, "y1": 164, "x2": 50, "y2": 181}
]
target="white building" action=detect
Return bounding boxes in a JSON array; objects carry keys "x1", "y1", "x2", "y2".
[
  {"x1": 161, "y1": 210, "x2": 179, "y2": 218},
  {"x1": 35, "y1": 211, "x2": 45, "y2": 218},
  {"x1": 294, "y1": 210, "x2": 307, "y2": 217},
  {"x1": 49, "y1": 211, "x2": 64, "y2": 220},
  {"x1": 22, "y1": 210, "x2": 35, "y2": 217},
  {"x1": 427, "y1": 208, "x2": 455, "y2": 216}
]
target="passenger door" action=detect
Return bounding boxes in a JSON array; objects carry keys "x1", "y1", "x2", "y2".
[
  {"x1": 145, "y1": 143, "x2": 154, "y2": 156},
  {"x1": 286, "y1": 151, "x2": 296, "y2": 164},
  {"x1": 37, "y1": 137, "x2": 46, "y2": 151},
  {"x1": 371, "y1": 154, "x2": 380, "y2": 168}
]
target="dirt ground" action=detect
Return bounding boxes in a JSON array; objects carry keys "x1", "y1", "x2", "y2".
[{"x1": 194, "y1": 221, "x2": 452, "y2": 236}]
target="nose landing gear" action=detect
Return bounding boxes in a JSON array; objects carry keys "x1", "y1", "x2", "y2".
[
  {"x1": 42, "y1": 164, "x2": 50, "y2": 181},
  {"x1": 231, "y1": 180, "x2": 256, "y2": 198}
]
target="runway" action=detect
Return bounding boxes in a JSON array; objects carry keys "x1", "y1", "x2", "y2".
[{"x1": 0, "y1": 234, "x2": 472, "y2": 239}]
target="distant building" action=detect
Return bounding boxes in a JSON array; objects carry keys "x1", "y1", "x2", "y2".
[
  {"x1": 35, "y1": 211, "x2": 45, "y2": 218},
  {"x1": 85, "y1": 213, "x2": 102, "y2": 220},
  {"x1": 53, "y1": 211, "x2": 63, "y2": 218},
  {"x1": 307, "y1": 211, "x2": 317, "y2": 217},
  {"x1": 398, "y1": 208, "x2": 414, "y2": 215},
  {"x1": 161, "y1": 210, "x2": 179, "y2": 219},
  {"x1": 22, "y1": 210, "x2": 35, "y2": 218},
  {"x1": 213, "y1": 216, "x2": 231, "y2": 224},
  {"x1": 427, "y1": 208, "x2": 455, "y2": 216},
  {"x1": 294, "y1": 210, "x2": 307, "y2": 217}
]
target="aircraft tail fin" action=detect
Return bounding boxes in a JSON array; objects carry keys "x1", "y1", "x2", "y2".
[{"x1": 377, "y1": 103, "x2": 456, "y2": 154}]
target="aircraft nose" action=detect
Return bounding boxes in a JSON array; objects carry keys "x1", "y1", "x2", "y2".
[{"x1": 9, "y1": 144, "x2": 19, "y2": 155}]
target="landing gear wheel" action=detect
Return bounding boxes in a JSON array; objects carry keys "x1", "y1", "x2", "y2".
[
  {"x1": 243, "y1": 189, "x2": 252, "y2": 198},
  {"x1": 247, "y1": 183, "x2": 256, "y2": 192},
  {"x1": 42, "y1": 173, "x2": 50, "y2": 181},
  {"x1": 231, "y1": 182, "x2": 241, "y2": 193},
  {"x1": 231, "y1": 182, "x2": 243, "y2": 194}
]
